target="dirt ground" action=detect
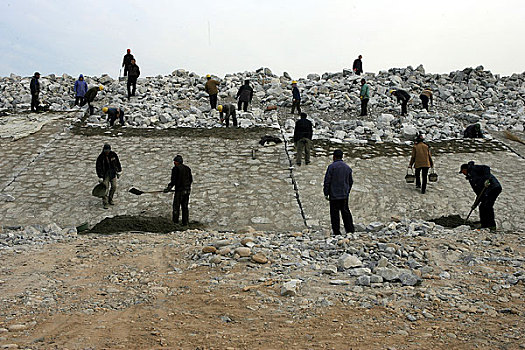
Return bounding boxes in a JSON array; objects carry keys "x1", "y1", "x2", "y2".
[{"x1": 1, "y1": 231, "x2": 523, "y2": 350}]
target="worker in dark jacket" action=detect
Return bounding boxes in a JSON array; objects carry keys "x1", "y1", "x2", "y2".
[
  {"x1": 127, "y1": 59, "x2": 140, "y2": 99},
  {"x1": 419, "y1": 88, "x2": 433, "y2": 111},
  {"x1": 96, "y1": 144, "x2": 122, "y2": 209},
  {"x1": 80, "y1": 85, "x2": 104, "y2": 115},
  {"x1": 323, "y1": 149, "x2": 355, "y2": 235},
  {"x1": 74, "y1": 74, "x2": 88, "y2": 106},
  {"x1": 463, "y1": 123, "x2": 483, "y2": 138},
  {"x1": 122, "y1": 49, "x2": 134, "y2": 76},
  {"x1": 217, "y1": 104, "x2": 237, "y2": 127},
  {"x1": 102, "y1": 107, "x2": 125, "y2": 126},
  {"x1": 205, "y1": 75, "x2": 219, "y2": 110},
  {"x1": 30, "y1": 72, "x2": 40, "y2": 112},
  {"x1": 236, "y1": 80, "x2": 253, "y2": 112},
  {"x1": 293, "y1": 112, "x2": 313, "y2": 165},
  {"x1": 460, "y1": 161, "x2": 502, "y2": 229},
  {"x1": 291, "y1": 81, "x2": 301, "y2": 114},
  {"x1": 164, "y1": 155, "x2": 193, "y2": 225},
  {"x1": 353, "y1": 55, "x2": 363, "y2": 75},
  {"x1": 390, "y1": 89, "x2": 411, "y2": 116}
]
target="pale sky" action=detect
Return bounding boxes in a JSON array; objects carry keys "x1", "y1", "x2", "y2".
[{"x1": 1, "y1": 0, "x2": 524, "y2": 79}]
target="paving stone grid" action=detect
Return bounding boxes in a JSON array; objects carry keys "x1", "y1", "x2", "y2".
[{"x1": 0, "y1": 112, "x2": 524, "y2": 232}]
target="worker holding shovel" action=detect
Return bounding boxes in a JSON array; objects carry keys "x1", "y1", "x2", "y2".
[
  {"x1": 163, "y1": 155, "x2": 193, "y2": 225},
  {"x1": 460, "y1": 161, "x2": 502, "y2": 230}
]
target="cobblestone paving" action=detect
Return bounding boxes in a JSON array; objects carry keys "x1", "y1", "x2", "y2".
[{"x1": 1, "y1": 112, "x2": 523, "y2": 232}]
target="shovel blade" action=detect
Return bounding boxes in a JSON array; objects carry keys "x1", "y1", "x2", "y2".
[{"x1": 129, "y1": 187, "x2": 144, "y2": 195}]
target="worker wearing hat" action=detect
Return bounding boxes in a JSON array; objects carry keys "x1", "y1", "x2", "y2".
[
  {"x1": 95, "y1": 144, "x2": 122, "y2": 209},
  {"x1": 291, "y1": 80, "x2": 301, "y2": 114},
  {"x1": 205, "y1": 74, "x2": 220, "y2": 110},
  {"x1": 122, "y1": 49, "x2": 134, "y2": 77},
  {"x1": 102, "y1": 106, "x2": 125, "y2": 126},
  {"x1": 164, "y1": 155, "x2": 193, "y2": 225},
  {"x1": 459, "y1": 161, "x2": 502, "y2": 230},
  {"x1": 217, "y1": 104, "x2": 237, "y2": 127}
]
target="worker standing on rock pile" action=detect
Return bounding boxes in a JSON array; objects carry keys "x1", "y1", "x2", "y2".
[
  {"x1": 96, "y1": 144, "x2": 122, "y2": 210},
  {"x1": 236, "y1": 80, "x2": 253, "y2": 112},
  {"x1": 323, "y1": 150, "x2": 355, "y2": 235},
  {"x1": 460, "y1": 161, "x2": 502, "y2": 230},
  {"x1": 127, "y1": 59, "x2": 140, "y2": 100},
  {"x1": 390, "y1": 89, "x2": 411, "y2": 116},
  {"x1": 353, "y1": 55, "x2": 363, "y2": 75},
  {"x1": 419, "y1": 88, "x2": 433, "y2": 112},
  {"x1": 408, "y1": 134, "x2": 433, "y2": 194},
  {"x1": 30, "y1": 72, "x2": 40, "y2": 112},
  {"x1": 164, "y1": 155, "x2": 193, "y2": 225},
  {"x1": 294, "y1": 112, "x2": 313, "y2": 166},
  {"x1": 291, "y1": 81, "x2": 301, "y2": 114},
  {"x1": 122, "y1": 49, "x2": 134, "y2": 77},
  {"x1": 81, "y1": 85, "x2": 103, "y2": 115},
  {"x1": 463, "y1": 123, "x2": 483, "y2": 138},
  {"x1": 102, "y1": 107, "x2": 125, "y2": 126},
  {"x1": 217, "y1": 104, "x2": 237, "y2": 127},
  {"x1": 359, "y1": 78, "x2": 370, "y2": 116},
  {"x1": 74, "y1": 74, "x2": 88, "y2": 106},
  {"x1": 205, "y1": 74, "x2": 220, "y2": 110}
]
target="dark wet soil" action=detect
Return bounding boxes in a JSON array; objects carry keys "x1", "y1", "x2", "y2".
[
  {"x1": 430, "y1": 215, "x2": 476, "y2": 228},
  {"x1": 88, "y1": 215, "x2": 204, "y2": 234}
]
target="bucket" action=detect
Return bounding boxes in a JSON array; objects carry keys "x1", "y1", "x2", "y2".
[
  {"x1": 92, "y1": 182, "x2": 107, "y2": 198},
  {"x1": 428, "y1": 168, "x2": 438, "y2": 182},
  {"x1": 405, "y1": 168, "x2": 415, "y2": 183}
]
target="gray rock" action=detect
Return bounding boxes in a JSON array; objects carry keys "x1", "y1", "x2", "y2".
[{"x1": 337, "y1": 253, "x2": 363, "y2": 270}]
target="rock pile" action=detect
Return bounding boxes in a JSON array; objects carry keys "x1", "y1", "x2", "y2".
[
  {"x1": 0, "y1": 223, "x2": 76, "y2": 250},
  {"x1": 1, "y1": 65, "x2": 524, "y2": 141}
]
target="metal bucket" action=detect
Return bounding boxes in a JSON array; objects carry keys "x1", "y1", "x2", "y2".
[
  {"x1": 405, "y1": 169, "x2": 416, "y2": 183},
  {"x1": 428, "y1": 168, "x2": 438, "y2": 182},
  {"x1": 92, "y1": 183, "x2": 107, "y2": 198}
]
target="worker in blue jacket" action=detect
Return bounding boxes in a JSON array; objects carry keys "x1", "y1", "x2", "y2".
[
  {"x1": 323, "y1": 150, "x2": 355, "y2": 235},
  {"x1": 74, "y1": 74, "x2": 88, "y2": 106}
]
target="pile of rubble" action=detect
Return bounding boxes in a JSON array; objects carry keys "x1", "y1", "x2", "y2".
[{"x1": 1, "y1": 65, "x2": 524, "y2": 142}]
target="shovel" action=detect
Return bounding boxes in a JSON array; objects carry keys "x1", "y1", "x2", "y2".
[
  {"x1": 464, "y1": 186, "x2": 487, "y2": 224},
  {"x1": 129, "y1": 187, "x2": 173, "y2": 195}
]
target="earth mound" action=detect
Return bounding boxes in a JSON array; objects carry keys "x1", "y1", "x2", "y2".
[{"x1": 88, "y1": 215, "x2": 203, "y2": 234}]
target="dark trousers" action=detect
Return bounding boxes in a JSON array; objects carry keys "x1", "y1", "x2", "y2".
[
  {"x1": 127, "y1": 77, "x2": 137, "y2": 98},
  {"x1": 291, "y1": 99, "x2": 301, "y2": 114},
  {"x1": 479, "y1": 186, "x2": 502, "y2": 228},
  {"x1": 31, "y1": 93, "x2": 39, "y2": 111},
  {"x1": 420, "y1": 95, "x2": 429, "y2": 111},
  {"x1": 79, "y1": 98, "x2": 94, "y2": 114},
  {"x1": 360, "y1": 98, "x2": 369, "y2": 116},
  {"x1": 123, "y1": 65, "x2": 129, "y2": 77},
  {"x1": 75, "y1": 96, "x2": 85, "y2": 106},
  {"x1": 415, "y1": 167, "x2": 429, "y2": 193},
  {"x1": 329, "y1": 198, "x2": 354, "y2": 235},
  {"x1": 109, "y1": 111, "x2": 125, "y2": 126},
  {"x1": 238, "y1": 101, "x2": 248, "y2": 112},
  {"x1": 209, "y1": 94, "x2": 218, "y2": 109},
  {"x1": 224, "y1": 112, "x2": 237, "y2": 127},
  {"x1": 173, "y1": 191, "x2": 190, "y2": 225},
  {"x1": 401, "y1": 100, "x2": 408, "y2": 115}
]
